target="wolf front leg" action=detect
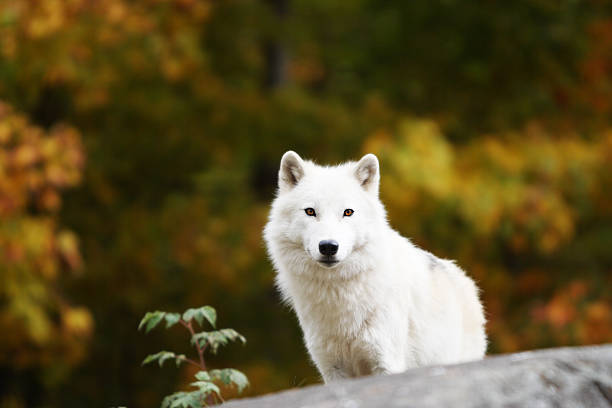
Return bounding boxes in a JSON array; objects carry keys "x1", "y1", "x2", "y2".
[
  {"x1": 351, "y1": 355, "x2": 396, "y2": 378},
  {"x1": 319, "y1": 353, "x2": 398, "y2": 383},
  {"x1": 320, "y1": 364, "x2": 350, "y2": 383},
  {"x1": 306, "y1": 340, "x2": 351, "y2": 383}
]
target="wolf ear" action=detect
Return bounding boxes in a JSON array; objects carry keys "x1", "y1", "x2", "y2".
[
  {"x1": 355, "y1": 153, "x2": 380, "y2": 194},
  {"x1": 278, "y1": 151, "x2": 305, "y2": 192}
]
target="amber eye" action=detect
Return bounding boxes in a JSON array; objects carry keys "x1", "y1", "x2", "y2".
[
  {"x1": 304, "y1": 208, "x2": 316, "y2": 216},
  {"x1": 343, "y1": 209, "x2": 354, "y2": 217}
]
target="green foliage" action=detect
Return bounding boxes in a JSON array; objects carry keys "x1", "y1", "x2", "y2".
[
  {"x1": 140, "y1": 305, "x2": 248, "y2": 407},
  {"x1": 139, "y1": 311, "x2": 167, "y2": 333},
  {"x1": 205, "y1": 369, "x2": 249, "y2": 393},
  {"x1": 162, "y1": 391, "x2": 216, "y2": 408},
  {"x1": 142, "y1": 351, "x2": 187, "y2": 368},
  {"x1": 191, "y1": 329, "x2": 246, "y2": 354},
  {"x1": 165, "y1": 313, "x2": 182, "y2": 329},
  {"x1": 182, "y1": 307, "x2": 217, "y2": 329}
]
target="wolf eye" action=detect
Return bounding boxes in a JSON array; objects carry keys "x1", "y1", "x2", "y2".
[
  {"x1": 304, "y1": 208, "x2": 316, "y2": 216},
  {"x1": 343, "y1": 209, "x2": 354, "y2": 217}
]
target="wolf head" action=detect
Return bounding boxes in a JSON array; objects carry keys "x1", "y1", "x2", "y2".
[{"x1": 264, "y1": 151, "x2": 387, "y2": 277}]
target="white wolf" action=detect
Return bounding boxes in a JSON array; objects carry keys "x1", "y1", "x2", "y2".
[{"x1": 264, "y1": 151, "x2": 486, "y2": 383}]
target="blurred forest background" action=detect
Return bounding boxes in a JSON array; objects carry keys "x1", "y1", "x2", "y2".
[{"x1": 1, "y1": 0, "x2": 611, "y2": 406}]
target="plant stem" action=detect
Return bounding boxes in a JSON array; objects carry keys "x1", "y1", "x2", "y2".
[
  {"x1": 180, "y1": 319, "x2": 215, "y2": 405},
  {"x1": 177, "y1": 356, "x2": 201, "y2": 369},
  {"x1": 180, "y1": 319, "x2": 206, "y2": 370}
]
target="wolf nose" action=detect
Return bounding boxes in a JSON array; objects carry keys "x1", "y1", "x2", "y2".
[{"x1": 319, "y1": 240, "x2": 339, "y2": 256}]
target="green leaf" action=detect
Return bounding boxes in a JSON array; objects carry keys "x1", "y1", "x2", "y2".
[
  {"x1": 158, "y1": 352, "x2": 176, "y2": 367},
  {"x1": 192, "y1": 328, "x2": 246, "y2": 354},
  {"x1": 138, "y1": 312, "x2": 152, "y2": 331},
  {"x1": 161, "y1": 392, "x2": 179, "y2": 408},
  {"x1": 182, "y1": 306, "x2": 216, "y2": 328},
  {"x1": 175, "y1": 354, "x2": 186, "y2": 367},
  {"x1": 194, "y1": 371, "x2": 211, "y2": 381},
  {"x1": 141, "y1": 351, "x2": 180, "y2": 368},
  {"x1": 165, "y1": 313, "x2": 181, "y2": 328},
  {"x1": 182, "y1": 308, "x2": 197, "y2": 324},
  {"x1": 209, "y1": 369, "x2": 249, "y2": 393},
  {"x1": 173, "y1": 393, "x2": 202, "y2": 408},
  {"x1": 199, "y1": 306, "x2": 216, "y2": 328},
  {"x1": 138, "y1": 311, "x2": 166, "y2": 333},
  {"x1": 162, "y1": 391, "x2": 203, "y2": 408},
  {"x1": 189, "y1": 381, "x2": 220, "y2": 397},
  {"x1": 162, "y1": 380, "x2": 220, "y2": 408},
  {"x1": 142, "y1": 351, "x2": 165, "y2": 366}
]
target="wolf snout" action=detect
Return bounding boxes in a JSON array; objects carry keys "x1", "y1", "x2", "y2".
[{"x1": 319, "y1": 240, "x2": 339, "y2": 256}]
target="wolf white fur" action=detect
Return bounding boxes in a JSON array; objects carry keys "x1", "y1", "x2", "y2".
[{"x1": 264, "y1": 151, "x2": 486, "y2": 383}]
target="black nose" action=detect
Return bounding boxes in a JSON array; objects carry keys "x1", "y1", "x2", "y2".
[{"x1": 319, "y1": 240, "x2": 339, "y2": 256}]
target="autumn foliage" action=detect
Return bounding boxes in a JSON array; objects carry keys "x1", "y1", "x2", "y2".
[
  {"x1": 0, "y1": 1, "x2": 611, "y2": 407},
  {"x1": 0, "y1": 102, "x2": 88, "y2": 374}
]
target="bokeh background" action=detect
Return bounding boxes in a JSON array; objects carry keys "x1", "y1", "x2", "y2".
[{"x1": 1, "y1": 0, "x2": 611, "y2": 406}]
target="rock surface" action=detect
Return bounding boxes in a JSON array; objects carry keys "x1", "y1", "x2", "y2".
[{"x1": 225, "y1": 344, "x2": 612, "y2": 408}]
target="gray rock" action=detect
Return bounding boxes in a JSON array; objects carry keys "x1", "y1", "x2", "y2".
[{"x1": 224, "y1": 345, "x2": 612, "y2": 408}]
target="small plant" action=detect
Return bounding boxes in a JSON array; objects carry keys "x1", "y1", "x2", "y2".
[{"x1": 139, "y1": 306, "x2": 248, "y2": 407}]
